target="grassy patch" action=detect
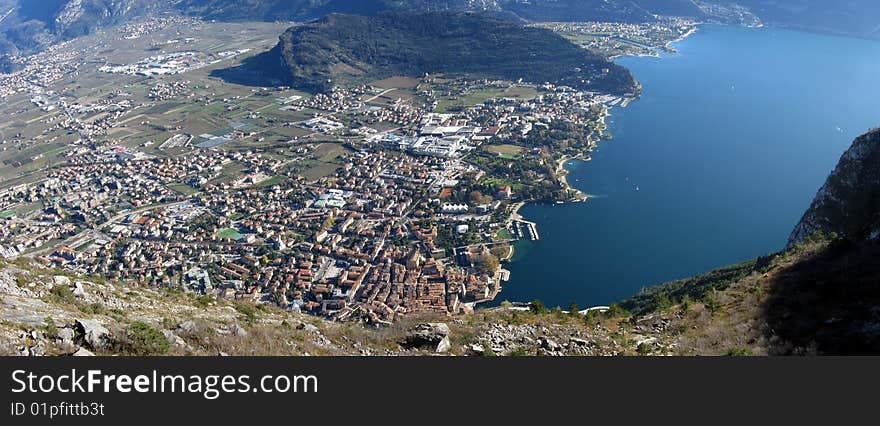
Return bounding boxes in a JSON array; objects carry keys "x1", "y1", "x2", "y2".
[
  {"x1": 486, "y1": 144, "x2": 524, "y2": 159},
  {"x1": 216, "y1": 228, "x2": 244, "y2": 241}
]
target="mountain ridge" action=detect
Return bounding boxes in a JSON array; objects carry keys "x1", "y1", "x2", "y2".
[
  {"x1": 5, "y1": 1, "x2": 880, "y2": 65},
  {"x1": 789, "y1": 128, "x2": 880, "y2": 246},
  {"x1": 243, "y1": 11, "x2": 638, "y2": 95}
]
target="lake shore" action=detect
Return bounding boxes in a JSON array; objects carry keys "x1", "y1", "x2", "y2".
[
  {"x1": 485, "y1": 23, "x2": 712, "y2": 308},
  {"x1": 493, "y1": 22, "x2": 708, "y2": 306}
]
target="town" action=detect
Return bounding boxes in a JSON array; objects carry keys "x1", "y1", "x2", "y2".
[{"x1": 0, "y1": 15, "x2": 642, "y2": 325}]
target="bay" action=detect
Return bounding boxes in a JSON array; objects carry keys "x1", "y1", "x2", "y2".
[{"x1": 498, "y1": 25, "x2": 880, "y2": 308}]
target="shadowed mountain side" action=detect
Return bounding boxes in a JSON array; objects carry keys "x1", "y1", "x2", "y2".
[
  {"x1": 209, "y1": 45, "x2": 288, "y2": 87},
  {"x1": 762, "y1": 238, "x2": 880, "y2": 354}
]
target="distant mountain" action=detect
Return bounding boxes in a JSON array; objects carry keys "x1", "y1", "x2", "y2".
[
  {"x1": 732, "y1": 0, "x2": 880, "y2": 39},
  {"x1": 3, "y1": 0, "x2": 880, "y2": 69},
  {"x1": 170, "y1": 0, "x2": 705, "y2": 23},
  {"x1": 170, "y1": 0, "x2": 392, "y2": 22},
  {"x1": 0, "y1": 0, "x2": 160, "y2": 67},
  {"x1": 234, "y1": 12, "x2": 638, "y2": 95},
  {"x1": 789, "y1": 128, "x2": 880, "y2": 246},
  {"x1": 0, "y1": 0, "x2": 709, "y2": 62}
]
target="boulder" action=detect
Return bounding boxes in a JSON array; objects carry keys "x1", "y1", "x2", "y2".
[
  {"x1": 176, "y1": 320, "x2": 198, "y2": 334},
  {"x1": 230, "y1": 324, "x2": 248, "y2": 337},
  {"x1": 403, "y1": 323, "x2": 451, "y2": 353},
  {"x1": 57, "y1": 327, "x2": 75, "y2": 346},
  {"x1": 72, "y1": 347, "x2": 95, "y2": 356},
  {"x1": 466, "y1": 343, "x2": 485, "y2": 356},
  {"x1": 74, "y1": 319, "x2": 110, "y2": 349},
  {"x1": 162, "y1": 330, "x2": 190, "y2": 350},
  {"x1": 296, "y1": 322, "x2": 321, "y2": 334},
  {"x1": 569, "y1": 337, "x2": 590, "y2": 347},
  {"x1": 539, "y1": 337, "x2": 560, "y2": 351},
  {"x1": 72, "y1": 281, "x2": 87, "y2": 298}
]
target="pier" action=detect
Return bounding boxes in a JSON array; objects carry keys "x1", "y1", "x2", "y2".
[{"x1": 512, "y1": 219, "x2": 540, "y2": 241}]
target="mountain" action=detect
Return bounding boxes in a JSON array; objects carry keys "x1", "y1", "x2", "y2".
[
  {"x1": 789, "y1": 128, "x2": 880, "y2": 246},
  {"x1": 732, "y1": 0, "x2": 880, "y2": 39},
  {"x1": 170, "y1": 0, "x2": 392, "y2": 22},
  {"x1": 4, "y1": 0, "x2": 880, "y2": 67},
  {"x1": 170, "y1": 0, "x2": 703, "y2": 23},
  {"x1": 0, "y1": 0, "x2": 160, "y2": 68},
  {"x1": 235, "y1": 11, "x2": 638, "y2": 94}
]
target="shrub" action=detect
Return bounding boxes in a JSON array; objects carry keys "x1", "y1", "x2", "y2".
[
  {"x1": 195, "y1": 295, "x2": 215, "y2": 308},
  {"x1": 583, "y1": 310, "x2": 599, "y2": 324},
  {"x1": 726, "y1": 347, "x2": 754, "y2": 356},
  {"x1": 162, "y1": 317, "x2": 176, "y2": 330},
  {"x1": 234, "y1": 302, "x2": 258, "y2": 323},
  {"x1": 568, "y1": 301, "x2": 580, "y2": 317},
  {"x1": 48, "y1": 285, "x2": 77, "y2": 305},
  {"x1": 117, "y1": 321, "x2": 170, "y2": 355},
  {"x1": 78, "y1": 302, "x2": 106, "y2": 315},
  {"x1": 680, "y1": 295, "x2": 692, "y2": 313},
  {"x1": 703, "y1": 290, "x2": 722, "y2": 315},
  {"x1": 43, "y1": 317, "x2": 58, "y2": 339},
  {"x1": 605, "y1": 304, "x2": 630, "y2": 318},
  {"x1": 529, "y1": 299, "x2": 548, "y2": 315}
]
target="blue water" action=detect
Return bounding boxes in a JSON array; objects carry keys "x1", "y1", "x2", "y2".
[{"x1": 498, "y1": 25, "x2": 880, "y2": 308}]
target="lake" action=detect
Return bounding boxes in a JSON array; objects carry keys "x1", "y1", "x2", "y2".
[{"x1": 497, "y1": 24, "x2": 880, "y2": 308}]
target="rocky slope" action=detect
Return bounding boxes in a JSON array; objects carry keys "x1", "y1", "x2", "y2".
[
  {"x1": 3, "y1": 236, "x2": 877, "y2": 356},
  {"x1": 789, "y1": 128, "x2": 880, "y2": 246}
]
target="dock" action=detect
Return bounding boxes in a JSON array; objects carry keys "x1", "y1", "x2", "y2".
[{"x1": 511, "y1": 219, "x2": 540, "y2": 241}]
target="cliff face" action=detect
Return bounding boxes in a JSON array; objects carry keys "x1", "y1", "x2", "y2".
[{"x1": 789, "y1": 128, "x2": 880, "y2": 246}]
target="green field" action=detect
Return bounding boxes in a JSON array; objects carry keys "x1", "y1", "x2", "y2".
[
  {"x1": 372, "y1": 76, "x2": 421, "y2": 89},
  {"x1": 486, "y1": 144, "x2": 524, "y2": 159},
  {"x1": 216, "y1": 228, "x2": 244, "y2": 241},
  {"x1": 167, "y1": 183, "x2": 200, "y2": 196},
  {"x1": 256, "y1": 175, "x2": 285, "y2": 188},
  {"x1": 435, "y1": 85, "x2": 539, "y2": 112}
]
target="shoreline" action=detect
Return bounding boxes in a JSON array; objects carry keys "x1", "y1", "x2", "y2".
[
  {"x1": 608, "y1": 24, "x2": 701, "y2": 61},
  {"x1": 487, "y1": 23, "x2": 704, "y2": 307}
]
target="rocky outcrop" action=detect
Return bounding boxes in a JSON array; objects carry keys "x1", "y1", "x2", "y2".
[
  {"x1": 74, "y1": 318, "x2": 111, "y2": 350},
  {"x1": 789, "y1": 128, "x2": 880, "y2": 246},
  {"x1": 402, "y1": 323, "x2": 451, "y2": 353}
]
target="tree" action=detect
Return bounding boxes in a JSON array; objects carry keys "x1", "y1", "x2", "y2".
[
  {"x1": 491, "y1": 245, "x2": 511, "y2": 260},
  {"x1": 529, "y1": 299, "x2": 548, "y2": 315},
  {"x1": 270, "y1": 290, "x2": 288, "y2": 307},
  {"x1": 568, "y1": 300, "x2": 580, "y2": 317},
  {"x1": 473, "y1": 252, "x2": 500, "y2": 275}
]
